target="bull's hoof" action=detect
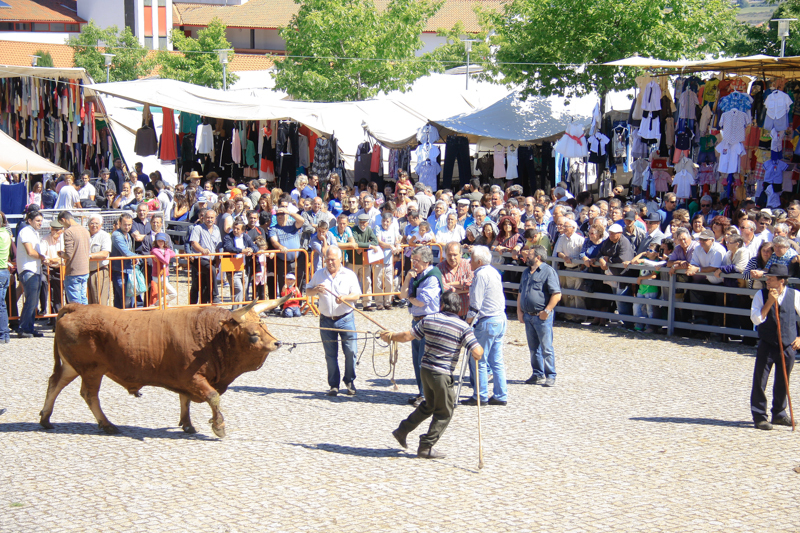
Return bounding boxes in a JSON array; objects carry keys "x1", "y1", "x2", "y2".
[
  {"x1": 100, "y1": 423, "x2": 119, "y2": 435},
  {"x1": 182, "y1": 425, "x2": 197, "y2": 434},
  {"x1": 212, "y1": 423, "x2": 226, "y2": 438},
  {"x1": 132, "y1": 391, "x2": 143, "y2": 398},
  {"x1": 39, "y1": 419, "x2": 54, "y2": 430}
]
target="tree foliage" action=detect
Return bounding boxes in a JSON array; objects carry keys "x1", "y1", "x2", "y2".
[
  {"x1": 725, "y1": 1, "x2": 800, "y2": 57},
  {"x1": 158, "y1": 18, "x2": 238, "y2": 89},
  {"x1": 34, "y1": 50, "x2": 54, "y2": 68},
  {"x1": 273, "y1": 0, "x2": 443, "y2": 101},
  {"x1": 427, "y1": 21, "x2": 491, "y2": 74},
  {"x1": 481, "y1": 0, "x2": 739, "y2": 100},
  {"x1": 69, "y1": 21, "x2": 153, "y2": 82}
]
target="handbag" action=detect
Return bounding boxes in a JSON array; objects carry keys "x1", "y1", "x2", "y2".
[{"x1": 126, "y1": 268, "x2": 148, "y2": 297}]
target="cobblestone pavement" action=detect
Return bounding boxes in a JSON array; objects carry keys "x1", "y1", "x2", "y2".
[{"x1": 1, "y1": 309, "x2": 799, "y2": 532}]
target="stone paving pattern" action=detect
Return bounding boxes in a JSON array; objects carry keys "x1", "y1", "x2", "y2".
[{"x1": 1, "y1": 309, "x2": 799, "y2": 532}]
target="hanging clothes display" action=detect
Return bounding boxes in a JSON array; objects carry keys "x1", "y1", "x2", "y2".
[
  {"x1": 134, "y1": 104, "x2": 158, "y2": 157},
  {"x1": 505, "y1": 145, "x2": 519, "y2": 181},
  {"x1": 554, "y1": 123, "x2": 588, "y2": 158},
  {"x1": 159, "y1": 108, "x2": 177, "y2": 162},
  {"x1": 195, "y1": 122, "x2": 214, "y2": 154},
  {"x1": 415, "y1": 142, "x2": 441, "y2": 191},
  {"x1": 493, "y1": 145, "x2": 506, "y2": 179}
]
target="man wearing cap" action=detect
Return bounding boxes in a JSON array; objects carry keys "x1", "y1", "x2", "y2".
[
  {"x1": 269, "y1": 206, "x2": 305, "y2": 291},
  {"x1": 749, "y1": 264, "x2": 798, "y2": 430},
  {"x1": 351, "y1": 213, "x2": 380, "y2": 311},
  {"x1": 686, "y1": 228, "x2": 726, "y2": 330},
  {"x1": 307, "y1": 245, "x2": 362, "y2": 397},
  {"x1": 94, "y1": 168, "x2": 116, "y2": 206},
  {"x1": 455, "y1": 198, "x2": 474, "y2": 229},
  {"x1": 598, "y1": 223, "x2": 636, "y2": 327},
  {"x1": 636, "y1": 213, "x2": 666, "y2": 255},
  {"x1": 622, "y1": 210, "x2": 645, "y2": 250}
]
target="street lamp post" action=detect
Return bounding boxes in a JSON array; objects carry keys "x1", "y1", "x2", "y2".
[
  {"x1": 101, "y1": 53, "x2": 115, "y2": 83},
  {"x1": 30, "y1": 55, "x2": 40, "y2": 67},
  {"x1": 772, "y1": 18, "x2": 798, "y2": 57},
  {"x1": 461, "y1": 39, "x2": 478, "y2": 90},
  {"x1": 217, "y1": 49, "x2": 231, "y2": 90}
]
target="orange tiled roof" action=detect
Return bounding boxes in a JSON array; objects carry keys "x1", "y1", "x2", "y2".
[
  {"x1": 0, "y1": 0, "x2": 85, "y2": 23},
  {"x1": 0, "y1": 40, "x2": 274, "y2": 73},
  {"x1": 174, "y1": 0, "x2": 503, "y2": 32},
  {"x1": 0, "y1": 40, "x2": 75, "y2": 67}
]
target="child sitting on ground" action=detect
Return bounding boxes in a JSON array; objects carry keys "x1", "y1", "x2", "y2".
[{"x1": 280, "y1": 273, "x2": 302, "y2": 318}]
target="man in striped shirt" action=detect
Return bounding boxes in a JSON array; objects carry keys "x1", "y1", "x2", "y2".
[
  {"x1": 381, "y1": 292, "x2": 483, "y2": 459},
  {"x1": 437, "y1": 242, "x2": 473, "y2": 319}
]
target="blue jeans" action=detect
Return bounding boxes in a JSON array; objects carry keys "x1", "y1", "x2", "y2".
[
  {"x1": 632, "y1": 290, "x2": 659, "y2": 322},
  {"x1": 112, "y1": 271, "x2": 135, "y2": 310},
  {"x1": 19, "y1": 270, "x2": 41, "y2": 334},
  {"x1": 469, "y1": 315, "x2": 508, "y2": 402},
  {"x1": 524, "y1": 312, "x2": 556, "y2": 380},
  {"x1": 0, "y1": 269, "x2": 10, "y2": 340},
  {"x1": 320, "y1": 312, "x2": 358, "y2": 389},
  {"x1": 411, "y1": 318, "x2": 426, "y2": 396},
  {"x1": 282, "y1": 306, "x2": 301, "y2": 318},
  {"x1": 64, "y1": 274, "x2": 89, "y2": 305},
  {"x1": 617, "y1": 285, "x2": 633, "y2": 326}
]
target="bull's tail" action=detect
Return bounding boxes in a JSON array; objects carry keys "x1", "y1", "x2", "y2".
[
  {"x1": 52, "y1": 334, "x2": 61, "y2": 375},
  {"x1": 52, "y1": 304, "x2": 80, "y2": 374}
]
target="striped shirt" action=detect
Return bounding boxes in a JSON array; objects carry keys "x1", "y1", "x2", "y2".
[
  {"x1": 437, "y1": 258, "x2": 473, "y2": 318},
  {"x1": 412, "y1": 312, "x2": 480, "y2": 375}
]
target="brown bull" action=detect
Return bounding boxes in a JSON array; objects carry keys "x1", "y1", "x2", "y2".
[{"x1": 39, "y1": 296, "x2": 289, "y2": 437}]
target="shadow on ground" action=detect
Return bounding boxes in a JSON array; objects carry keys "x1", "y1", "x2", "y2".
[
  {"x1": 0, "y1": 421, "x2": 219, "y2": 441},
  {"x1": 630, "y1": 417, "x2": 754, "y2": 428}
]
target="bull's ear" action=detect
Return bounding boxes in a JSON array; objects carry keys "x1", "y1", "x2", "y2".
[{"x1": 220, "y1": 319, "x2": 240, "y2": 333}]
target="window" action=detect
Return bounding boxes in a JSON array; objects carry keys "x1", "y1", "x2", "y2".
[
  {"x1": 50, "y1": 23, "x2": 65, "y2": 32},
  {"x1": 65, "y1": 24, "x2": 79, "y2": 32},
  {"x1": 33, "y1": 23, "x2": 49, "y2": 31},
  {"x1": 144, "y1": 36, "x2": 153, "y2": 48},
  {"x1": 15, "y1": 22, "x2": 30, "y2": 31},
  {"x1": 0, "y1": 22, "x2": 13, "y2": 31},
  {"x1": 158, "y1": 37, "x2": 167, "y2": 50}
]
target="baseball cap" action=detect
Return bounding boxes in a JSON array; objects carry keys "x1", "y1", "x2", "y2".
[
  {"x1": 357, "y1": 213, "x2": 370, "y2": 222},
  {"x1": 196, "y1": 192, "x2": 208, "y2": 203},
  {"x1": 286, "y1": 273, "x2": 296, "y2": 280},
  {"x1": 623, "y1": 211, "x2": 636, "y2": 221},
  {"x1": 608, "y1": 224, "x2": 623, "y2": 233},
  {"x1": 698, "y1": 229, "x2": 715, "y2": 240},
  {"x1": 155, "y1": 232, "x2": 169, "y2": 243}
]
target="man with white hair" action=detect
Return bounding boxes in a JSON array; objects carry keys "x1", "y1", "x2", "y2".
[
  {"x1": 699, "y1": 195, "x2": 718, "y2": 226},
  {"x1": 466, "y1": 207, "x2": 498, "y2": 241},
  {"x1": 488, "y1": 191, "x2": 505, "y2": 221},
  {"x1": 87, "y1": 214, "x2": 111, "y2": 305},
  {"x1": 740, "y1": 220, "x2": 764, "y2": 258},
  {"x1": 553, "y1": 218, "x2": 585, "y2": 322},
  {"x1": 357, "y1": 195, "x2": 381, "y2": 226},
  {"x1": 462, "y1": 245, "x2": 508, "y2": 406},
  {"x1": 427, "y1": 201, "x2": 449, "y2": 234},
  {"x1": 306, "y1": 245, "x2": 363, "y2": 397}
]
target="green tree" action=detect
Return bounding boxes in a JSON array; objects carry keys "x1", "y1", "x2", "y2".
[
  {"x1": 157, "y1": 18, "x2": 238, "y2": 89},
  {"x1": 69, "y1": 21, "x2": 153, "y2": 82},
  {"x1": 726, "y1": 2, "x2": 800, "y2": 57},
  {"x1": 481, "y1": 0, "x2": 739, "y2": 100},
  {"x1": 427, "y1": 22, "x2": 492, "y2": 74},
  {"x1": 273, "y1": 0, "x2": 443, "y2": 101},
  {"x1": 33, "y1": 50, "x2": 54, "y2": 68}
]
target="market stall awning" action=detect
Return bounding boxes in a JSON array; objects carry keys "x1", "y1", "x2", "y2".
[
  {"x1": 427, "y1": 90, "x2": 597, "y2": 147},
  {"x1": 0, "y1": 129, "x2": 68, "y2": 174},
  {"x1": 604, "y1": 54, "x2": 800, "y2": 77}
]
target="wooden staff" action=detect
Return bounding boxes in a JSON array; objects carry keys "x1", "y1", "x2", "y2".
[
  {"x1": 321, "y1": 285, "x2": 388, "y2": 331},
  {"x1": 773, "y1": 300, "x2": 795, "y2": 431},
  {"x1": 476, "y1": 361, "x2": 485, "y2": 469}
]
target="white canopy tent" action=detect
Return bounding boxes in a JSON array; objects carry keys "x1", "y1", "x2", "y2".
[{"x1": 0, "y1": 129, "x2": 68, "y2": 174}]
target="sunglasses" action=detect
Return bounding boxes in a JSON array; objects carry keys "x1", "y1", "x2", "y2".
[{"x1": 701, "y1": 204, "x2": 711, "y2": 207}]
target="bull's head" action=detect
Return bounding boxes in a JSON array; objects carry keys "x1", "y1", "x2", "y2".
[{"x1": 222, "y1": 295, "x2": 291, "y2": 353}]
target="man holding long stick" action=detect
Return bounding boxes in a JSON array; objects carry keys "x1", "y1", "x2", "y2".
[
  {"x1": 381, "y1": 292, "x2": 483, "y2": 459},
  {"x1": 749, "y1": 264, "x2": 797, "y2": 430}
]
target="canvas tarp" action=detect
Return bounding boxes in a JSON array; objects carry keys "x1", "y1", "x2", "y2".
[{"x1": 0, "y1": 129, "x2": 68, "y2": 174}]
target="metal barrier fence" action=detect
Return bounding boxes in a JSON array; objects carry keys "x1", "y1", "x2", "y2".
[{"x1": 491, "y1": 252, "x2": 762, "y2": 340}]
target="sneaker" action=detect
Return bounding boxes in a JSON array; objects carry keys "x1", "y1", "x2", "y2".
[
  {"x1": 524, "y1": 376, "x2": 543, "y2": 385},
  {"x1": 326, "y1": 387, "x2": 338, "y2": 397},
  {"x1": 460, "y1": 397, "x2": 480, "y2": 406},
  {"x1": 32, "y1": 332, "x2": 44, "y2": 338},
  {"x1": 543, "y1": 378, "x2": 556, "y2": 387},
  {"x1": 755, "y1": 420, "x2": 773, "y2": 430},
  {"x1": 488, "y1": 396, "x2": 507, "y2": 406},
  {"x1": 344, "y1": 382, "x2": 356, "y2": 396}
]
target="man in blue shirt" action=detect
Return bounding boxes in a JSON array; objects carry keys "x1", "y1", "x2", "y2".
[
  {"x1": 111, "y1": 213, "x2": 140, "y2": 309},
  {"x1": 517, "y1": 245, "x2": 562, "y2": 387},
  {"x1": 399, "y1": 246, "x2": 443, "y2": 407},
  {"x1": 269, "y1": 207, "x2": 305, "y2": 292}
]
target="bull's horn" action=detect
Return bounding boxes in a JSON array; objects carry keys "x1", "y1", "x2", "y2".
[
  {"x1": 230, "y1": 300, "x2": 261, "y2": 323},
  {"x1": 252, "y1": 295, "x2": 291, "y2": 315}
]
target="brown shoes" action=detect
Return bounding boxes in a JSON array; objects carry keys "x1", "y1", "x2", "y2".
[{"x1": 417, "y1": 445, "x2": 445, "y2": 459}]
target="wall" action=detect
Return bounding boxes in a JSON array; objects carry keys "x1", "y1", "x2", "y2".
[
  {"x1": 173, "y1": 0, "x2": 250, "y2": 4},
  {"x1": 0, "y1": 32, "x2": 75, "y2": 44},
  {"x1": 77, "y1": 0, "x2": 126, "y2": 30},
  {"x1": 418, "y1": 34, "x2": 448, "y2": 55}
]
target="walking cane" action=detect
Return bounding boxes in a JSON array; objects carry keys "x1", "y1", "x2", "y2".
[
  {"x1": 476, "y1": 360, "x2": 485, "y2": 470},
  {"x1": 773, "y1": 301, "x2": 795, "y2": 431},
  {"x1": 454, "y1": 348, "x2": 469, "y2": 407}
]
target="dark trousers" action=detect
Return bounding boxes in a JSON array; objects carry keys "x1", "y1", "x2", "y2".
[
  {"x1": 442, "y1": 136, "x2": 471, "y2": 191},
  {"x1": 397, "y1": 367, "x2": 455, "y2": 447},
  {"x1": 517, "y1": 146, "x2": 539, "y2": 196},
  {"x1": 751, "y1": 341, "x2": 795, "y2": 423},
  {"x1": 190, "y1": 258, "x2": 217, "y2": 305}
]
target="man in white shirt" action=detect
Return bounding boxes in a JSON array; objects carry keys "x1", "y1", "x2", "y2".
[
  {"x1": 686, "y1": 228, "x2": 726, "y2": 332},
  {"x1": 54, "y1": 176, "x2": 81, "y2": 210},
  {"x1": 553, "y1": 219, "x2": 586, "y2": 322},
  {"x1": 156, "y1": 181, "x2": 173, "y2": 222},
  {"x1": 87, "y1": 214, "x2": 111, "y2": 305},
  {"x1": 487, "y1": 191, "x2": 505, "y2": 221},
  {"x1": 16, "y1": 211, "x2": 45, "y2": 337},
  {"x1": 357, "y1": 195, "x2": 381, "y2": 227},
  {"x1": 77, "y1": 172, "x2": 96, "y2": 205},
  {"x1": 740, "y1": 220, "x2": 764, "y2": 257},
  {"x1": 306, "y1": 246, "x2": 362, "y2": 397}
]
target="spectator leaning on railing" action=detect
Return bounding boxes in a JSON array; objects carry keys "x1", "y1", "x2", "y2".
[{"x1": 56, "y1": 211, "x2": 91, "y2": 306}]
